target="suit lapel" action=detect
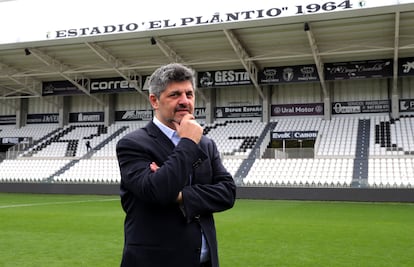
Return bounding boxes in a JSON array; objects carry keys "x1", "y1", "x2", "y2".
[{"x1": 145, "y1": 121, "x2": 175, "y2": 156}]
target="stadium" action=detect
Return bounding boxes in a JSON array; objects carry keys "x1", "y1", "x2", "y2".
[
  {"x1": 1, "y1": 0, "x2": 414, "y2": 201},
  {"x1": 1, "y1": 1, "x2": 414, "y2": 266}
]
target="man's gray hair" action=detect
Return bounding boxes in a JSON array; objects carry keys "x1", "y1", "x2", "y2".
[{"x1": 148, "y1": 63, "x2": 197, "y2": 98}]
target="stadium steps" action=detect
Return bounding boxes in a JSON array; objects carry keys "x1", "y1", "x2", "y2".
[
  {"x1": 234, "y1": 121, "x2": 277, "y2": 185},
  {"x1": 82, "y1": 125, "x2": 129, "y2": 159},
  {"x1": 20, "y1": 127, "x2": 63, "y2": 158},
  {"x1": 26, "y1": 125, "x2": 77, "y2": 157},
  {"x1": 351, "y1": 119, "x2": 370, "y2": 188},
  {"x1": 84, "y1": 124, "x2": 108, "y2": 140},
  {"x1": 65, "y1": 140, "x2": 79, "y2": 157},
  {"x1": 24, "y1": 124, "x2": 108, "y2": 157},
  {"x1": 376, "y1": 118, "x2": 408, "y2": 154},
  {"x1": 45, "y1": 125, "x2": 129, "y2": 181}
]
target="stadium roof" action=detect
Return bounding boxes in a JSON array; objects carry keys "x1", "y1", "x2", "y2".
[{"x1": 1, "y1": 2, "x2": 414, "y2": 101}]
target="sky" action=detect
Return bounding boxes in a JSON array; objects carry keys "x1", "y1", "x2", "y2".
[{"x1": 0, "y1": 0, "x2": 411, "y2": 45}]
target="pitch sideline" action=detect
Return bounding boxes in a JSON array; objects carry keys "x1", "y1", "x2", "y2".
[{"x1": 0, "y1": 198, "x2": 119, "y2": 209}]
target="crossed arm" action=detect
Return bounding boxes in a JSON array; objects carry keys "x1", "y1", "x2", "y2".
[{"x1": 150, "y1": 161, "x2": 183, "y2": 204}]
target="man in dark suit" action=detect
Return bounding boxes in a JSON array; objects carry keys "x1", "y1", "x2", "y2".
[{"x1": 116, "y1": 63, "x2": 236, "y2": 267}]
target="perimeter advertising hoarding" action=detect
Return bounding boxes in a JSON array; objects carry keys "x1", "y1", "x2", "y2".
[
  {"x1": 332, "y1": 100, "x2": 390, "y2": 114},
  {"x1": 27, "y1": 114, "x2": 59, "y2": 124},
  {"x1": 69, "y1": 112, "x2": 104, "y2": 123},
  {"x1": 42, "y1": 80, "x2": 84, "y2": 96},
  {"x1": 198, "y1": 69, "x2": 252, "y2": 88},
  {"x1": 259, "y1": 64, "x2": 319, "y2": 84},
  {"x1": 89, "y1": 77, "x2": 139, "y2": 94},
  {"x1": 271, "y1": 103, "x2": 324, "y2": 116},
  {"x1": 42, "y1": 77, "x2": 140, "y2": 96},
  {"x1": 194, "y1": 107, "x2": 206, "y2": 119},
  {"x1": 115, "y1": 110, "x2": 153, "y2": 121},
  {"x1": 0, "y1": 115, "x2": 16, "y2": 125},
  {"x1": 272, "y1": 131, "x2": 318, "y2": 140},
  {"x1": 325, "y1": 59, "x2": 393, "y2": 80},
  {"x1": 398, "y1": 57, "x2": 414, "y2": 76},
  {"x1": 399, "y1": 99, "x2": 414, "y2": 112},
  {"x1": 42, "y1": 58, "x2": 412, "y2": 96},
  {"x1": 215, "y1": 105, "x2": 261, "y2": 118},
  {"x1": 0, "y1": 137, "x2": 27, "y2": 144}
]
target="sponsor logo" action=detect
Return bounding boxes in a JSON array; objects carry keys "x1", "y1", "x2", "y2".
[
  {"x1": 299, "y1": 66, "x2": 317, "y2": 80},
  {"x1": 263, "y1": 69, "x2": 277, "y2": 80},
  {"x1": 402, "y1": 61, "x2": 414, "y2": 74},
  {"x1": 333, "y1": 103, "x2": 361, "y2": 114},
  {"x1": 400, "y1": 100, "x2": 414, "y2": 112},
  {"x1": 283, "y1": 68, "x2": 294, "y2": 82},
  {"x1": 78, "y1": 113, "x2": 102, "y2": 122},
  {"x1": 273, "y1": 131, "x2": 318, "y2": 140},
  {"x1": 272, "y1": 104, "x2": 323, "y2": 115},
  {"x1": 199, "y1": 72, "x2": 213, "y2": 87},
  {"x1": 215, "y1": 70, "x2": 250, "y2": 83},
  {"x1": 121, "y1": 110, "x2": 152, "y2": 120},
  {"x1": 90, "y1": 79, "x2": 138, "y2": 91}
]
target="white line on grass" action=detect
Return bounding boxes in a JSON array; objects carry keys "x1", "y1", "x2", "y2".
[{"x1": 0, "y1": 198, "x2": 119, "y2": 209}]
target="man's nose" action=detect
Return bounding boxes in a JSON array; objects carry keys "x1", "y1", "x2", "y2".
[{"x1": 178, "y1": 93, "x2": 190, "y2": 104}]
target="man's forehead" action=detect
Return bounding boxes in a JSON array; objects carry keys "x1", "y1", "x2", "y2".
[{"x1": 164, "y1": 81, "x2": 194, "y2": 92}]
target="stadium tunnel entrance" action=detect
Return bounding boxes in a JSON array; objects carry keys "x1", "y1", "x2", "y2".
[
  {"x1": 267, "y1": 130, "x2": 317, "y2": 159},
  {"x1": 0, "y1": 144, "x2": 11, "y2": 160}
]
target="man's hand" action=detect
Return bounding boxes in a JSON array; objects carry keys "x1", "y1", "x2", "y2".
[
  {"x1": 176, "y1": 191, "x2": 183, "y2": 204},
  {"x1": 172, "y1": 114, "x2": 203, "y2": 144},
  {"x1": 150, "y1": 162, "x2": 159, "y2": 172},
  {"x1": 149, "y1": 162, "x2": 183, "y2": 204}
]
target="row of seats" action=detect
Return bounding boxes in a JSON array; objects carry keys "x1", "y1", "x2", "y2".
[
  {"x1": 54, "y1": 159, "x2": 121, "y2": 183},
  {"x1": 204, "y1": 120, "x2": 266, "y2": 156},
  {"x1": 0, "y1": 124, "x2": 59, "y2": 140},
  {"x1": 243, "y1": 158, "x2": 354, "y2": 187},
  {"x1": 1, "y1": 115, "x2": 414, "y2": 187},
  {"x1": 0, "y1": 159, "x2": 71, "y2": 183},
  {"x1": 92, "y1": 121, "x2": 147, "y2": 157},
  {"x1": 368, "y1": 158, "x2": 414, "y2": 187},
  {"x1": 370, "y1": 116, "x2": 414, "y2": 155},
  {"x1": 52, "y1": 157, "x2": 244, "y2": 184},
  {"x1": 20, "y1": 123, "x2": 124, "y2": 158}
]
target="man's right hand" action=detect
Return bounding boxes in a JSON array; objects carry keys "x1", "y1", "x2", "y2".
[{"x1": 172, "y1": 114, "x2": 203, "y2": 144}]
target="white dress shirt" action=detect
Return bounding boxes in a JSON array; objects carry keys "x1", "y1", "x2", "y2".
[{"x1": 152, "y1": 117, "x2": 210, "y2": 263}]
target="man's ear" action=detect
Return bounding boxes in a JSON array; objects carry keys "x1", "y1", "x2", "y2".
[{"x1": 149, "y1": 94, "x2": 159, "y2": 109}]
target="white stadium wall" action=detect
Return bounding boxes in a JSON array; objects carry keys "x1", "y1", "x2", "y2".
[
  {"x1": 272, "y1": 82, "x2": 323, "y2": 104},
  {"x1": 332, "y1": 79, "x2": 389, "y2": 102},
  {"x1": 28, "y1": 96, "x2": 59, "y2": 114},
  {"x1": 115, "y1": 92, "x2": 151, "y2": 111},
  {"x1": 401, "y1": 77, "x2": 414, "y2": 99},
  {"x1": 216, "y1": 86, "x2": 262, "y2": 107}
]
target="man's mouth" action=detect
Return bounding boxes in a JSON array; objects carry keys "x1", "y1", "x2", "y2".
[
  {"x1": 175, "y1": 108, "x2": 190, "y2": 114},
  {"x1": 175, "y1": 107, "x2": 189, "y2": 111}
]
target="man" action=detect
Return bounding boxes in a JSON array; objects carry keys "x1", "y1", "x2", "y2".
[
  {"x1": 85, "y1": 140, "x2": 91, "y2": 151},
  {"x1": 116, "y1": 63, "x2": 236, "y2": 267}
]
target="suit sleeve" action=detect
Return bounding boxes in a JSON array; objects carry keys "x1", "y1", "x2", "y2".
[
  {"x1": 181, "y1": 138, "x2": 236, "y2": 220},
  {"x1": 116, "y1": 131, "x2": 209, "y2": 206}
]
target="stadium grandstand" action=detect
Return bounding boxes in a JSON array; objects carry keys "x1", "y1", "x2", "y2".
[{"x1": 1, "y1": 0, "x2": 414, "y2": 201}]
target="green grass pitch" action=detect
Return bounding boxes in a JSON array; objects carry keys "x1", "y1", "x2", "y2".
[{"x1": 1, "y1": 193, "x2": 413, "y2": 267}]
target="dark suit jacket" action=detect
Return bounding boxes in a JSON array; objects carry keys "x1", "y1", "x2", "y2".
[{"x1": 116, "y1": 121, "x2": 236, "y2": 267}]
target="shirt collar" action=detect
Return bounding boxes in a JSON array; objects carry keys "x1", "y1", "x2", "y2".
[{"x1": 153, "y1": 116, "x2": 176, "y2": 141}]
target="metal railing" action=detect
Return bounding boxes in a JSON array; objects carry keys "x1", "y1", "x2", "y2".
[
  {"x1": 5, "y1": 138, "x2": 33, "y2": 159},
  {"x1": 263, "y1": 148, "x2": 315, "y2": 159}
]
